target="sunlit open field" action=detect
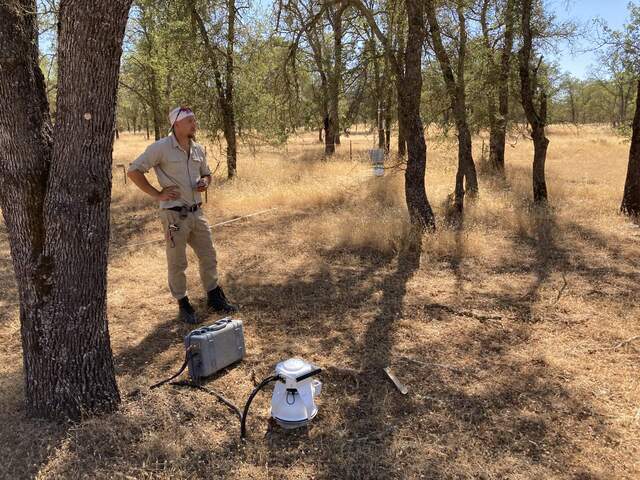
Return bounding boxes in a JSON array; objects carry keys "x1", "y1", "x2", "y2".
[{"x1": 1, "y1": 125, "x2": 639, "y2": 479}]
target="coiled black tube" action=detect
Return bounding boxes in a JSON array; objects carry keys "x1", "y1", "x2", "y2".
[{"x1": 240, "y1": 375, "x2": 281, "y2": 440}]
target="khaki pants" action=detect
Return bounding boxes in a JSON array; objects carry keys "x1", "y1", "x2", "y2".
[{"x1": 159, "y1": 209, "x2": 218, "y2": 300}]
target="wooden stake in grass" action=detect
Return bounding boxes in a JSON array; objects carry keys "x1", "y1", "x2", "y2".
[
  {"x1": 384, "y1": 367, "x2": 408, "y2": 395},
  {"x1": 116, "y1": 163, "x2": 127, "y2": 184}
]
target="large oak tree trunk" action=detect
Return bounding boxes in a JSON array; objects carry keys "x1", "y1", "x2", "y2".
[
  {"x1": 353, "y1": 0, "x2": 435, "y2": 229},
  {"x1": 329, "y1": 7, "x2": 343, "y2": 146},
  {"x1": 323, "y1": 110, "x2": 335, "y2": 155},
  {"x1": 621, "y1": 80, "x2": 640, "y2": 216},
  {"x1": 322, "y1": 69, "x2": 335, "y2": 155},
  {"x1": 190, "y1": 0, "x2": 238, "y2": 177},
  {"x1": 371, "y1": 38, "x2": 386, "y2": 150},
  {"x1": 0, "y1": 1, "x2": 54, "y2": 416},
  {"x1": 531, "y1": 122, "x2": 549, "y2": 202},
  {"x1": 482, "y1": 0, "x2": 515, "y2": 176},
  {"x1": 397, "y1": 94, "x2": 407, "y2": 156},
  {"x1": 490, "y1": 0, "x2": 514, "y2": 175},
  {"x1": 221, "y1": 100, "x2": 238, "y2": 178},
  {"x1": 223, "y1": 0, "x2": 238, "y2": 177},
  {"x1": 400, "y1": 0, "x2": 435, "y2": 230},
  {"x1": 149, "y1": 73, "x2": 163, "y2": 141},
  {"x1": 426, "y1": 0, "x2": 478, "y2": 211},
  {"x1": 518, "y1": 0, "x2": 549, "y2": 203},
  {"x1": 0, "y1": 0, "x2": 130, "y2": 419},
  {"x1": 489, "y1": 122, "x2": 507, "y2": 173},
  {"x1": 455, "y1": 122, "x2": 476, "y2": 209}
]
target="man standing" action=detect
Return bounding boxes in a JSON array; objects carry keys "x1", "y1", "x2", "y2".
[{"x1": 128, "y1": 107, "x2": 238, "y2": 323}]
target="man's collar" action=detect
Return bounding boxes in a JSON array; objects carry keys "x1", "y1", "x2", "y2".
[{"x1": 170, "y1": 134, "x2": 192, "y2": 152}]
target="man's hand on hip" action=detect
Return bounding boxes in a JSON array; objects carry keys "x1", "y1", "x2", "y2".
[
  {"x1": 156, "y1": 186, "x2": 181, "y2": 201},
  {"x1": 128, "y1": 170, "x2": 181, "y2": 202}
]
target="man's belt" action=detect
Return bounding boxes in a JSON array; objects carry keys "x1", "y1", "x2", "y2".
[{"x1": 165, "y1": 203, "x2": 201, "y2": 213}]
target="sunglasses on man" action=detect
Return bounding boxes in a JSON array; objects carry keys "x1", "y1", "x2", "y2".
[{"x1": 171, "y1": 107, "x2": 194, "y2": 131}]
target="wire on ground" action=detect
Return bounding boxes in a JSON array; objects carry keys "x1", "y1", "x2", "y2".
[{"x1": 111, "y1": 207, "x2": 278, "y2": 251}]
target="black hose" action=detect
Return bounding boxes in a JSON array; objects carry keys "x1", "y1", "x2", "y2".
[
  {"x1": 169, "y1": 380, "x2": 242, "y2": 421},
  {"x1": 240, "y1": 375, "x2": 281, "y2": 440},
  {"x1": 150, "y1": 345, "x2": 198, "y2": 389},
  {"x1": 152, "y1": 348, "x2": 288, "y2": 441}
]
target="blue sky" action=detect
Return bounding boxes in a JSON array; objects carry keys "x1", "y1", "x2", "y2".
[{"x1": 549, "y1": 0, "x2": 632, "y2": 78}]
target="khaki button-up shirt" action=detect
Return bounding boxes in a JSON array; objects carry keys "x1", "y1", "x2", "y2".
[{"x1": 128, "y1": 135, "x2": 212, "y2": 209}]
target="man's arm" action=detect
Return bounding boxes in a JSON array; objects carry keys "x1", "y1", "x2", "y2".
[
  {"x1": 128, "y1": 142, "x2": 180, "y2": 201},
  {"x1": 128, "y1": 170, "x2": 180, "y2": 201}
]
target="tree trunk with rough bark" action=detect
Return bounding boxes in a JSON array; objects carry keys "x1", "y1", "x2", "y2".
[
  {"x1": 399, "y1": 0, "x2": 435, "y2": 230},
  {"x1": 353, "y1": 0, "x2": 435, "y2": 229},
  {"x1": 0, "y1": 0, "x2": 130, "y2": 420},
  {"x1": 481, "y1": 0, "x2": 515, "y2": 176},
  {"x1": 148, "y1": 66, "x2": 162, "y2": 140},
  {"x1": 190, "y1": 0, "x2": 238, "y2": 178},
  {"x1": 621, "y1": 80, "x2": 640, "y2": 216},
  {"x1": 426, "y1": 0, "x2": 478, "y2": 211},
  {"x1": 144, "y1": 107, "x2": 150, "y2": 139},
  {"x1": 321, "y1": 67, "x2": 334, "y2": 155},
  {"x1": 221, "y1": 99, "x2": 238, "y2": 177},
  {"x1": 303, "y1": 12, "x2": 335, "y2": 156},
  {"x1": 383, "y1": 50, "x2": 393, "y2": 153},
  {"x1": 519, "y1": 0, "x2": 549, "y2": 203},
  {"x1": 323, "y1": 104, "x2": 335, "y2": 155},
  {"x1": 531, "y1": 119, "x2": 549, "y2": 201},
  {"x1": 223, "y1": 0, "x2": 237, "y2": 177},
  {"x1": 397, "y1": 94, "x2": 407, "y2": 156},
  {"x1": 371, "y1": 38, "x2": 386, "y2": 149},
  {"x1": 329, "y1": 6, "x2": 343, "y2": 146}
]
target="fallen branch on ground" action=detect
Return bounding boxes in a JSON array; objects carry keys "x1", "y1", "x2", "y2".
[
  {"x1": 588, "y1": 335, "x2": 640, "y2": 354},
  {"x1": 553, "y1": 273, "x2": 568, "y2": 304},
  {"x1": 421, "y1": 303, "x2": 503, "y2": 322},
  {"x1": 397, "y1": 355, "x2": 480, "y2": 379},
  {"x1": 603, "y1": 335, "x2": 640, "y2": 351}
]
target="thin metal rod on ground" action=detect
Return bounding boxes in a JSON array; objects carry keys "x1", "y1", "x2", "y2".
[
  {"x1": 0, "y1": 208, "x2": 279, "y2": 309},
  {"x1": 111, "y1": 207, "x2": 278, "y2": 251}
]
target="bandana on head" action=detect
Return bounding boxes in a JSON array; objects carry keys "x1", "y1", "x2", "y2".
[{"x1": 169, "y1": 107, "x2": 195, "y2": 127}]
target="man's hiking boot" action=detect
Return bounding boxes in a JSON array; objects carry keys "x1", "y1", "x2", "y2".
[
  {"x1": 178, "y1": 296, "x2": 199, "y2": 324},
  {"x1": 207, "y1": 286, "x2": 239, "y2": 314}
]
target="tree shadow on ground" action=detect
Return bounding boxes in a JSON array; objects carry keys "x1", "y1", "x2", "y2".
[
  {"x1": 224, "y1": 237, "x2": 613, "y2": 478},
  {"x1": 448, "y1": 165, "x2": 640, "y2": 324},
  {"x1": 114, "y1": 314, "x2": 186, "y2": 378},
  {"x1": 0, "y1": 369, "x2": 68, "y2": 479},
  {"x1": 1, "y1": 189, "x2": 632, "y2": 478}
]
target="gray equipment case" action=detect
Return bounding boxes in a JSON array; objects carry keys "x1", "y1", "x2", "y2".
[{"x1": 185, "y1": 318, "x2": 245, "y2": 380}]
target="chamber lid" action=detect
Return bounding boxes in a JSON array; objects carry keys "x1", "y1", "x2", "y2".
[{"x1": 275, "y1": 358, "x2": 313, "y2": 379}]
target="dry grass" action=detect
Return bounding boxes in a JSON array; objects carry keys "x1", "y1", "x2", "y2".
[{"x1": 1, "y1": 125, "x2": 639, "y2": 479}]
